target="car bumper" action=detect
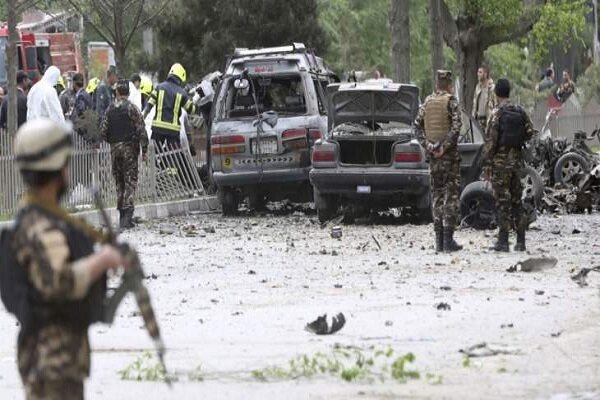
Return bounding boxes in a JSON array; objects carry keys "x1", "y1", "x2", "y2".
[
  {"x1": 213, "y1": 167, "x2": 311, "y2": 187},
  {"x1": 310, "y1": 168, "x2": 430, "y2": 197}
]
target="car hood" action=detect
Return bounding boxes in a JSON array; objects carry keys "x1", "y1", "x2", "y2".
[{"x1": 327, "y1": 83, "x2": 420, "y2": 131}]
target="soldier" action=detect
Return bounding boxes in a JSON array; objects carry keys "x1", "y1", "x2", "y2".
[
  {"x1": 100, "y1": 79, "x2": 149, "y2": 229},
  {"x1": 482, "y1": 78, "x2": 535, "y2": 252},
  {"x1": 472, "y1": 65, "x2": 496, "y2": 131},
  {"x1": 414, "y1": 70, "x2": 463, "y2": 253},
  {"x1": 0, "y1": 119, "x2": 125, "y2": 399}
]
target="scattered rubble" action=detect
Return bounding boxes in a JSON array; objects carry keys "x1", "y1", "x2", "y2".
[
  {"x1": 506, "y1": 257, "x2": 558, "y2": 273},
  {"x1": 305, "y1": 313, "x2": 346, "y2": 335},
  {"x1": 459, "y1": 342, "x2": 521, "y2": 358},
  {"x1": 571, "y1": 266, "x2": 600, "y2": 287}
]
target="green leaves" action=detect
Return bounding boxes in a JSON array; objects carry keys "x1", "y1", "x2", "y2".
[{"x1": 531, "y1": 0, "x2": 589, "y2": 62}]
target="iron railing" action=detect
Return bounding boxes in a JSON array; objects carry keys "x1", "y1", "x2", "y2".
[{"x1": 0, "y1": 129, "x2": 208, "y2": 217}]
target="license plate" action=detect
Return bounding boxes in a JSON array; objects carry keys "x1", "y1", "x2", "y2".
[
  {"x1": 251, "y1": 137, "x2": 278, "y2": 155},
  {"x1": 357, "y1": 185, "x2": 371, "y2": 194}
]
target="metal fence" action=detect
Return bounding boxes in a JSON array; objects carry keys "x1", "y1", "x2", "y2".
[
  {"x1": 532, "y1": 96, "x2": 600, "y2": 141},
  {"x1": 0, "y1": 129, "x2": 208, "y2": 217}
]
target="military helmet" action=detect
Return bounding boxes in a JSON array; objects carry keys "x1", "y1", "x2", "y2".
[
  {"x1": 14, "y1": 119, "x2": 72, "y2": 171},
  {"x1": 168, "y1": 63, "x2": 187, "y2": 84},
  {"x1": 139, "y1": 77, "x2": 153, "y2": 95},
  {"x1": 86, "y1": 77, "x2": 100, "y2": 94}
]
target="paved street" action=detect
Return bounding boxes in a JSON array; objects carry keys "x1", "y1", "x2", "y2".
[{"x1": 1, "y1": 207, "x2": 599, "y2": 399}]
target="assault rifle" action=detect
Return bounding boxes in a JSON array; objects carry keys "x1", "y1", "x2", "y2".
[{"x1": 93, "y1": 190, "x2": 171, "y2": 386}]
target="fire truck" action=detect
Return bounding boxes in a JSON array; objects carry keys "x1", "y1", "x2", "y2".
[{"x1": 0, "y1": 11, "x2": 84, "y2": 87}]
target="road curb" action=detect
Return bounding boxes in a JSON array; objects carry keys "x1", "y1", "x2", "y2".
[{"x1": 0, "y1": 196, "x2": 220, "y2": 230}]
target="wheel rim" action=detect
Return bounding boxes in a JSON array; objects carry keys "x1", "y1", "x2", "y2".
[
  {"x1": 464, "y1": 196, "x2": 495, "y2": 229},
  {"x1": 521, "y1": 174, "x2": 535, "y2": 199},
  {"x1": 561, "y1": 159, "x2": 584, "y2": 183}
]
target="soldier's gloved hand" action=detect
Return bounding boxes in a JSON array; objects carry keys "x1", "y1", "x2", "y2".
[{"x1": 97, "y1": 245, "x2": 125, "y2": 272}]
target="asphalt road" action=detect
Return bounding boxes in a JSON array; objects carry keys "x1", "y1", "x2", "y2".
[{"x1": 1, "y1": 206, "x2": 599, "y2": 399}]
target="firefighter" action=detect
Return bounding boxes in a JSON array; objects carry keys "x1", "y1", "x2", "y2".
[
  {"x1": 143, "y1": 63, "x2": 196, "y2": 147},
  {"x1": 139, "y1": 77, "x2": 153, "y2": 110}
]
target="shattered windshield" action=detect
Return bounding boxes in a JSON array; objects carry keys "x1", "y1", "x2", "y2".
[
  {"x1": 220, "y1": 75, "x2": 307, "y2": 119},
  {"x1": 331, "y1": 121, "x2": 412, "y2": 138}
]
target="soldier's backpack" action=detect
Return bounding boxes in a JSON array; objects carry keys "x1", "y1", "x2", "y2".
[
  {"x1": 498, "y1": 105, "x2": 527, "y2": 149},
  {"x1": 0, "y1": 225, "x2": 30, "y2": 327}
]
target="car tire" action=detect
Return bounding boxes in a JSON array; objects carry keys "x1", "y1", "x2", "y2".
[
  {"x1": 460, "y1": 181, "x2": 497, "y2": 230},
  {"x1": 553, "y1": 152, "x2": 590, "y2": 186},
  {"x1": 314, "y1": 188, "x2": 338, "y2": 223},
  {"x1": 248, "y1": 192, "x2": 267, "y2": 211},
  {"x1": 522, "y1": 165, "x2": 544, "y2": 207},
  {"x1": 219, "y1": 187, "x2": 238, "y2": 216}
]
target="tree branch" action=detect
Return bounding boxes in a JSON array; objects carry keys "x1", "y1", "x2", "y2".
[
  {"x1": 124, "y1": 1, "x2": 145, "y2": 50},
  {"x1": 480, "y1": 2, "x2": 544, "y2": 48},
  {"x1": 138, "y1": 0, "x2": 169, "y2": 27},
  {"x1": 64, "y1": 0, "x2": 116, "y2": 46}
]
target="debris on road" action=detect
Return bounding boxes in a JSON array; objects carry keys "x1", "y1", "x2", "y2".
[
  {"x1": 305, "y1": 313, "x2": 346, "y2": 335},
  {"x1": 435, "y1": 302, "x2": 451, "y2": 311},
  {"x1": 330, "y1": 226, "x2": 343, "y2": 239},
  {"x1": 459, "y1": 342, "x2": 521, "y2": 358},
  {"x1": 371, "y1": 234, "x2": 382, "y2": 250},
  {"x1": 571, "y1": 266, "x2": 600, "y2": 287},
  {"x1": 506, "y1": 257, "x2": 558, "y2": 273}
]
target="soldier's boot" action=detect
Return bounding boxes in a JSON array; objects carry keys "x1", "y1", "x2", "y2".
[
  {"x1": 434, "y1": 223, "x2": 443, "y2": 252},
  {"x1": 443, "y1": 227, "x2": 462, "y2": 252},
  {"x1": 121, "y1": 209, "x2": 135, "y2": 230},
  {"x1": 514, "y1": 229, "x2": 526, "y2": 252},
  {"x1": 491, "y1": 230, "x2": 509, "y2": 252}
]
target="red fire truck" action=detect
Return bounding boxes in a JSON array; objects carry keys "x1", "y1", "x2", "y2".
[{"x1": 0, "y1": 20, "x2": 83, "y2": 87}]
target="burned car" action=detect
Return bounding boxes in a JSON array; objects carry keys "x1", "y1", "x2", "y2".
[
  {"x1": 309, "y1": 81, "x2": 429, "y2": 222},
  {"x1": 210, "y1": 43, "x2": 337, "y2": 215},
  {"x1": 309, "y1": 80, "x2": 544, "y2": 227}
]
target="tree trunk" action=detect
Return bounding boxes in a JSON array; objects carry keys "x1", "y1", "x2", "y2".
[
  {"x1": 6, "y1": 0, "x2": 19, "y2": 136},
  {"x1": 428, "y1": 0, "x2": 445, "y2": 85},
  {"x1": 390, "y1": 0, "x2": 410, "y2": 83},
  {"x1": 456, "y1": 41, "x2": 484, "y2": 115},
  {"x1": 114, "y1": 44, "x2": 126, "y2": 76}
]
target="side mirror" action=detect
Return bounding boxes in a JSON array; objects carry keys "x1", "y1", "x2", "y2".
[{"x1": 234, "y1": 78, "x2": 249, "y2": 90}]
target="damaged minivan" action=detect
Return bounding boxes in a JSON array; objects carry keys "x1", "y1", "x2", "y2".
[
  {"x1": 309, "y1": 81, "x2": 428, "y2": 222},
  {"x1": 210, "y1": 43, "x2": 337, "y2": 214}
]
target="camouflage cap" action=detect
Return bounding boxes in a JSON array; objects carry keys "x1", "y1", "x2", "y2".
[{"x1": 436, "y1": 70, "x2": 452, "y2": 86}]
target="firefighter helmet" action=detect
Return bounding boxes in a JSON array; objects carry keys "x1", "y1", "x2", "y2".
[
  {"x1": 14, "y1": 119, "x2": 72, "y2": 171},
  {"x1": 139, "y1": 77, "x2": 153, "y2": 96},
  {"x1": 86, "y1": 77, "x2": 100, "y2": 94},
  {"x1": 168, "y1": 63, "x2": 187, "y2": 84}
]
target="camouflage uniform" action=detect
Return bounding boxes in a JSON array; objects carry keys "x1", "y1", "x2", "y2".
[
  {"x1": 482, "y1": 100, "x2": 535, "y2": 234},
  {"x1": 10, "y1": 195, "x2": 106, "y2": 400},
  {"x1": 414, "y1": 70, "x2": 463, "y2": 252},
  {"x1": 556, "y1": 79, "x2": 575, "y2": 104},
  {"x1": 472, "y1": 78, "x2": 496, "y2": 131},
  {"x1": 414, "y1": 89, "x2": 462, "y2": 228},
  {"x1": 100, "y1": 99, "x2": 148, "y2": 214}
]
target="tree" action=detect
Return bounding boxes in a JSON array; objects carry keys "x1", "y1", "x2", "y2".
[
  {"x1": 61, "y1": 0, "x2": 168, "y2": 74},
  {"x1": 428, "y1": 0, "x2": 445, "y2": 85},
  {"x1": 390, "y1": 0, "x2": 410, "y2": 82},
  {"x1": 439, "y1": 0, "x2": 588, "y2": 113},
  {"x1": 151, "y1": 0, "x2": 328, "y2": 80}
]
